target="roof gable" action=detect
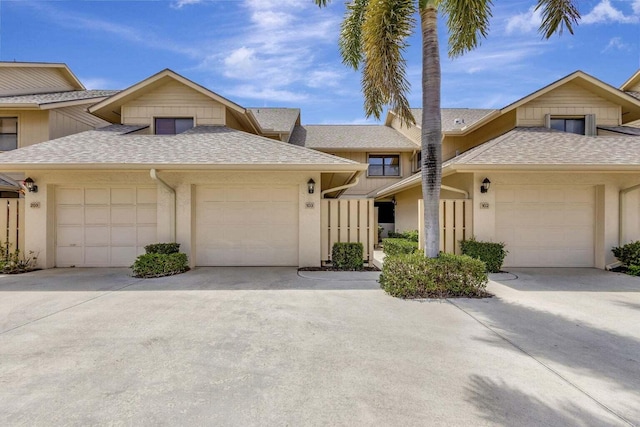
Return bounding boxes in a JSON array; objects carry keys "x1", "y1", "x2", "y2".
[
  {"x1": 621, "y1": 70, "x2": 640, "y2": 92},
  {"x1": 0, "y1": 62, "x2": 84, "y2": 96},
  {"x1": 89, "y1": 69, "x2": 249, "y2": 125}
]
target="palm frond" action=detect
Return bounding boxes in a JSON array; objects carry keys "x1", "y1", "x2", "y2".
[
  {"x1": 314, "y1": 0, "x2": 331, "y2": 7},
  {"x1": 339, "y1": 0, "x2": 369, "y2": 69},
  {"x1": 535, "y1": 0, "x2": 580, "y2": 38},
  {"x1": 441, "y1": 0, "x2": 493, "y2": 57},
  {"x1": 361, "y1": 0, "x2": 416, "y2": 125}
]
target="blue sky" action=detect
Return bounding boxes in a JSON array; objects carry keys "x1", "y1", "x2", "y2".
[{"x1": 1, "y1": 0, "x2": 639, "y2": 124}]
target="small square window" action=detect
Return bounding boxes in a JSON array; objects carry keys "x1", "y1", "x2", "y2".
[
  {"x1": 155, "y1": 118, "x2": 194, "y2": 135},
  {"x1": 368, "y1": 155, "x2": 400, "y2": 177},
  {"x1": 550, "y1": 118, "x2": 585, "y2": 135}
]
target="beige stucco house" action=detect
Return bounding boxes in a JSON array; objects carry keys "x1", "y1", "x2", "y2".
[
  {"x1": 0, "y1": 69, "x2": 367, "y2": 268},
  {"x1": 376, "y1": 71, "x2": 640, "y2": 269}
]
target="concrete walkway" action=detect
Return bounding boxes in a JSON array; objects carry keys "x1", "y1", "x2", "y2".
[{"x1": 0, "y1": 267, "x2": 638, "y2": 426}]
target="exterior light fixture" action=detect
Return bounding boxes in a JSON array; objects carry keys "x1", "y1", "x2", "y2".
[
  {"x1": 480, "y1": 177, "x2": 491, "y2": 194},
  {"x1": 24, "y1": 177, "x2": 38, "y2": 193},
  {"x1": 307, "y1": 178, "x2": 315, "y2": 194}
]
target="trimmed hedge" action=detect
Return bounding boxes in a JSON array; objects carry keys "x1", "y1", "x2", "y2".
[
  {"x1": 459, "y1": 238, "x2": 507, "y2": 273},
  {"x1": 388, "y1": 230, "x2": 419, "y2": 242},
  {"x1": 379, "y1": 252, "x2": 488, "y2": 298},
  {"x1": 612, "y1": 241, "x2": 640, "y2": 276},
  {"x1": 382, "y1": 238, "x2": 419, "y2": 256},
  {"x1": 145, "y1": 243, "x2": 181, "y2": 255},
  {"x1": 131, "y1": 253, "x2": 189, "y2": 278},
  {"x1": 332, "y1": 242, "x2": 364, "y2": 270}
]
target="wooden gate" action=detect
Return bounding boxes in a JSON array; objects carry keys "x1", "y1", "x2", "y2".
[
  {"x1": 418, "y1": 199, "x2": 472, "y2": 254},
  {"x1": 321, "y1": 199, "x2": 375, "y2": 264},
  {"x1": 0, "y1": 198, "x2": 24, "y2": 254}
]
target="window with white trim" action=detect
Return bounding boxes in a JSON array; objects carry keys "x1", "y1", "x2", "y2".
[
  {"x1": 0, "y1": 117, "x2": 18, "y2": 151},
  {"x1": 368, "y1": 154, "x2": 400, "y2": 177},
  {"x1": 155, "y1": 118, "x2": 194, "y2": 135}
]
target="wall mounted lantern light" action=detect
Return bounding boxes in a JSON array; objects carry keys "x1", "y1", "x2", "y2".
[
  {"x1": 480, "y1": 177, "x2": 491, "y2": 194},
  {"x1": 307, "y1": 178, "x2": 315, "y2": 194},
  {"x1": 24, "y1": 177, "x2": 38, "y2": 193}
]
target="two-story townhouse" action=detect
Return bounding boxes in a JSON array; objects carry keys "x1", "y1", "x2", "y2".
[
  {"x1": 0, "y1": 69, "x2": 366, "y2": 269},
  {"x1": 0, "y1": 62, "x2": 115, "y2": 191},
  {"x1": 376, "y1": 71, "x2": 640, "y2": 269}
]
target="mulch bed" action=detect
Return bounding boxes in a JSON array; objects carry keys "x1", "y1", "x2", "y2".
[{"x1": 299, "y1": 266, "x2": 380, "y2": 272}]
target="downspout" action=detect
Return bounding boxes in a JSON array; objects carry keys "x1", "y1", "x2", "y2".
[
  {"x1": 441, "y1": 185, "x2": 469, "y2": 199},
  {"x1": 150, "y1": 169, "x2": 176, "y2": 242},
  {"x1": 321, "y1": 171, "x2": 363, "y2": 198},
  {"x1": 619, "y1": 183, "x2": 640, "y2": 245}
]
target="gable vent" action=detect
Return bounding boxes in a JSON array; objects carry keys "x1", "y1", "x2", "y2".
[{"x1": 454, "y1": 118, "x2": 465, "y2": 125}]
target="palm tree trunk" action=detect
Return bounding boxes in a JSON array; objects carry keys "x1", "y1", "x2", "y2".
[{"x1": 420, "y1": 3, "x2": 442, "y2": 258}]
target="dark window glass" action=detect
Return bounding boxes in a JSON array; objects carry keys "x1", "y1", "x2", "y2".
[
  {"x1": 155, "y1": 118, "x2": 193, "y2": 135},
  {"x1": 368, "y1": 155, "x2": 400, "y2": 176},
  {"x1": 0, "y1": 118, "x2": 17, "y2": 151},
  {"x1": 550, "y1": 118, "x2": 585, "y2": 135}
]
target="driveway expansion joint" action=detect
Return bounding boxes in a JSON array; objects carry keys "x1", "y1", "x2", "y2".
[
  {"x1": 447, "y1": 298, "x2": 637, "y2": 427},
  {"x1": 0, "y1": 277, "x2": 146, "y2": 336}
]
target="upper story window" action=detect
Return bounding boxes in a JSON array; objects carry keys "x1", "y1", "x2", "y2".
[
  {"x1": 0, "y1": 117, "x2": 18, "y2": 151},
  {"x1": 155, "y1": 118, "x2": 194, "y2": 135},
  {"x1": 414, "y1": 151, "x2": 422, "y2": 172},
  {"x1": 550, "y1": 118, "x2": 585, "y2": 135},
  {"x1": 546, "y1": 114, "x2": 596, "y2": 136},
  {"x1": 368, "y1": 154, "x2": 400, "y2": 177}
]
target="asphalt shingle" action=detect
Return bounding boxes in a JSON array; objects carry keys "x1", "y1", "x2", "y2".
[
  {"x1": 0, "y1": 125, "x2": 361, "y2": 167},
  {"x1": 289, "y1": 125, "x2": 419, "y2": 150},
  {"x1": 409, "y1": 108, "x2": 497, "y2": 131},
  {"x1": 248, "y1": 108, "x2": 300, "y2": 133},
  {"x1": 0, "y1": 90, "x2": 119, "y2": 105}
]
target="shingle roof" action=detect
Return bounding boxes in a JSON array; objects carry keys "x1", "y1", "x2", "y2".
[
  {"x1": 625, "y1": 91, "x2": 640, "y2": 101},
  {"x1": 409, "y1": 108, "x2": 497, "y2": 131},
  {"x1": 0, "y1": 125, "x2": 364, "y2": 170},
  {"x1": 248, "y1": 108, "x2": 299, "y2": 133},
  {"x1": 0, "y1": 90, "x2": 119, "y2": 106},
  {"x1": 289, "y1": 125, "x2": 419, "y2": 150},
  {"x1": 444, "y1": 127, "x2": 640, "y2": 167},
  {"x1": 598, "y1": 125, "x2": 640, "y2": 136},
  {"x1": 0, "y1": 176, "x2": 19, "y2": 190}
]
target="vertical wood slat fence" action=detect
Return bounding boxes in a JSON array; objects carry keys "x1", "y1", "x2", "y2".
[
  {"x1": 418, "y1": 199, "x2": 472, "y2": 254},
  {"x1": 0, "y1": 198, "x2": 25, "y2": 255},
  {"x1": 321, "y1": 199, "x2": 375, "y2": 264}
]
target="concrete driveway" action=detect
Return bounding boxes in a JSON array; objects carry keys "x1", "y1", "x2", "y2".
[{"x1": 0, "y1": 267, "x2": 639, "y2": 426}]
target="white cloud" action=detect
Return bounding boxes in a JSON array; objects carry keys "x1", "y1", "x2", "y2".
[
  {"x1": 602, "y1": 36, "x2": 631, "y2": 52},
  {"x1": 505, "y1": 6, "x2": 541, "y2": 35},
  {"x1": 306, "y1": 70, "x2": 343, "y2": 88},
  {"x1": 79, "y1": 77, "x2": 115, "y2": 90},
  {"x1": 633, "y1": 0, "x2": 640, "y2": 14},
  {"x1": 171, "y1": 0, "x2": 205, "y2": 9},
  {"x1": 582, "y1": 0, "x2": 639, "y2": 24},
  {"x1": 225, "y1": 85, "x2": 308, "y2": 103},
  {"x1": 444, "y1": 41, "x2": 545, "y2": 74}
]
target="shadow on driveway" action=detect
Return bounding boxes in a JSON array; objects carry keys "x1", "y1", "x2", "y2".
[
  {"x1": 491, "y1": 268, "x2": 640, "y2": 292},
  {"x1": 0, "y1": 267, "x2": 381, "y2": 292}
]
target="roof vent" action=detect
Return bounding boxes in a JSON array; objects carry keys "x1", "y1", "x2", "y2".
[{"x1": 454, "y1": 118, "x2": 465, "y2": 125}]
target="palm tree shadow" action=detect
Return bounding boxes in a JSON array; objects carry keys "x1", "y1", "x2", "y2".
[{"x1": 466, "y1": 375, "x2": 621, "y2": 426}]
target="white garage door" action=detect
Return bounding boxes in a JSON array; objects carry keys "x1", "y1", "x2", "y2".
[
  {"x1": 196, "y1": 185, "x2": 299, "y2": 266},
  {"x1": 56, "y1": 187, "x2": 157, "y2": 267},
  {"x1": 495, "y1": 185, "x2": 595, "y2": 267}
]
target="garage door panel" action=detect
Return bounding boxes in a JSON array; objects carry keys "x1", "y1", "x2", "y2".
[
  {"x1": 196, "y1": 185, "x2": 298, "y2": 266},
  {"x1": 85, "y1": 226, "x2": 109, "y2": 246},
  {"x1": 57, "y1": 188, "x2": 83, "y2": 205},
  {"x1": 136, "y1": 206, "x2": 157, "y2": 224},
  {"x1": 57, "y1": 247, "x2": 83, "y2": 267},
  {"x1": 111, "y1": 226, "x2": 136, "y2": 246},
  {"x1": 57, "y1": 226, "x2": 83, "y2": 246},
  {"x1": 111, "y1": 188, "x2": 136, "y2": 204},
  {"x1": 85, "y1": 247, "x2": 110, "y2": 266},
  {"x1": 137, "y1": 188, "x2": 157, "y2": 204},
  {"x1": 85, "y1": 206, "x2": 109, "y2": 225},
  {"x1": 137, "y1": 226, "x2": 157, "y2": 246},
  {"x1": 111, "y1": 247, "x2": 137, "y2": 266},
  {"x1": 58, "y1": 206, "x2": 84, "y2": 225},
  {"x1": 85, "y1": 188, "x2": 109, "y2": 205},
  {"x1": 111, "y1": 206, "x2": 136, "y2": 225},
  {"x1": 496, "y1": 185, "x2": 594, "y2": 267}
]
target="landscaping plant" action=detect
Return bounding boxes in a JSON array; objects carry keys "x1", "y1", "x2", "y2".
[
  {"x1": 382, "y1": 238, "x2": 418, "y2": 256},
  {"x1": 379, "y1": 252, "x2": 488, "y2": 299},
  {"x1": 331, "y1": 242, "x2": 364, "y2": 270},
  {"x1": 0, "y1": 243, "x2": 38, "y2": 274},
  {"x1": 132, "y1": 243, "x2": 189, "y2": 278},
  {"x1": 460, "y1": 238, "x2": 507, "y2": 273},
  {"x1": 612, "y1": 241, "x2": 640, "y2": 276}
]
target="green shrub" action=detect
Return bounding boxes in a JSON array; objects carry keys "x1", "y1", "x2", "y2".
[
  {"x1": 382, "y1": 238, "x2": 419, "y2": 256},
  {"x1": 627, "y1": 265, "x2": 640, "y2": 276},
  {"x1": 131, "y1": 253, "x2": 189, "y2": 278},
  {"x1": 331, "y1": 242, "x2": 364, "y2": 270},
  {"x1": 145, "y1": 243, "x2": 181, "y2": 255},
  {"x1": 0, "y1": 243, "x2": 38, "y2": 274},
  {"x1": 379, "y1": 252, "x2": 488, "y2": 299},
  {"x1": 459, "y1": 238, "x2": 507, "y2": 273},
  {"x1": 612, "y1": 241, "x2": 640, "y2": 267},
  {"x1": 388, "y1": 230, "x2": 419, "y2": 242}
]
